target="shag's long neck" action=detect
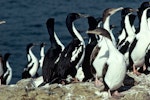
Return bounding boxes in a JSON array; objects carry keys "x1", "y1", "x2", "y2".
[
  {"x1": 27, "y1": 53, "x2": 31, "y2": 63},
  {"x1": 67, "y1": 21, "x2": 84, "y2": 42},
  {"x1": 103, "y1": 16, "x2": 116, "y2": 46},
  {"x1": 103, "y1": 16, "x2": 111, "y2": 31},
  {"x1": 139, "y1": 8, "x2": 150, "y2": 33},
  {"x1": 4, "y1": 54, "x2": 10, "y2": 66},
  {"x1": 40, "y1": 46, "x2": 45, "y2": 57},
  {"x1": 54, "y1": 32, "x2": 64, "y2": 51},
  {"x1": 119, "y1": 16, "x2": 126, "y2": 38},
  {"x1": 119, "y1": 29, "x2": 126, "y2": 40},
  {"x1": 87, "y1": 16, "x2": 99, "y2": 44},
  {"x1": 48, "y1": 25, "x2": 58, "y2": 47},
  {"x1": 104, "y1": 37, "x2": 116, "y2": 56},
  {"x1": 125, "y1": 14, "x2": 135, "y2": 36},
  {"x1": 29, "y1": 48, "x2": 37, "y2": 60},
  {"x1": 47, "y1": 19, "x2": 63, "y2": 48},
  {"x1": 6, "y1": 61, "x2": 12, "y2": 71}
]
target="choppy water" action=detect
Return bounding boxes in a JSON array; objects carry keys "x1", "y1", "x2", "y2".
[{"x1": 0, "y1": 0, "x2": 147, "y2": 84}]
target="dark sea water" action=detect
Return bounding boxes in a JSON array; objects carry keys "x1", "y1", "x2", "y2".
[{"x1": 0, "y1": 0, "x2": 147, "y2": 84}]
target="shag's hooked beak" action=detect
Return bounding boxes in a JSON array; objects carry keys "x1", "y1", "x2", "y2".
[
  {"x1": 86, "y1": 28, "x2": 112, "y2": 40},
  {"x1": 129, "y1": 8, "x2": 139, "y2": 13},
  {"x1": 110, "y1": 7, "x2": 124, "y2": 15},
  {"x1": 0, "y1": 20, "x2": 6, "y2": 24},
  {"x1": 86, "y1": 29, "x2": 102, "y2": 35},
  {"x1": 115, "y1": 7, "x2": 124, "y2": 12}
]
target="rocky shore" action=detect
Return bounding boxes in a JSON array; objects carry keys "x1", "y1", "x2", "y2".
[{"x1": 0, "y1": 72, "x2": 150, "y2": 100}]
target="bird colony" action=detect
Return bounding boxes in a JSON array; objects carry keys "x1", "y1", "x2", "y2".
[{"x1": 0, "y1": 1, "x2": 150, "y2": 98}]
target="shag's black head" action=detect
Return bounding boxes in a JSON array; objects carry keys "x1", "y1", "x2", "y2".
[
  {"x1": 103, "y1": 7, "x2": 123, "y2": 17},
  {"x1": 40, "y1": 43, "x2": 46, "y2": 50},
  {"x1": 66, "y1": 13, "x2": 89, "y2": 37},
  {"x1": 40, "y1": 43, "x2": 46, "y2": 48},
  {"x1": 139, "y1": 2, "x2": 150, "y2": 11},
  {"x1": 129, "y1": 14, "x2": 136, "y2": 26},
  {"x1": 46, "y1": 18, "x2": 54, "y2": 36},
  {"x1": 66, "y1": 13, "x2": 89, "y2": 25},
  {"x1": 87, "y1": 16, "x2": 100, "y2": 39},
  {"x1": 26, "y1": 43, "x2": 34, "y2": 54},
  {"x1": 138, "y1": 2, "x2": 150, "y2": 19},
  {"x1": 4, "y1": 53, "x2": 11, "y2": 61},
  {"x1": 66, "y1": 13, "x2": 83, "y2": 23},
  {"x1": 102, "y1": 7, "x2": 123, "y2": 23},
  {"x1": 120, "y1": 7, "x2": 136, "y2": 28},
  {"x1": 46, "y1": 18, "x2": 54, "y2": 26},
  {"x1": 121, "y1": 7, "x2": 134, "y2": 18},
  {"x1": 87, "y1": 16, "x2": 98, "y2": 30}
]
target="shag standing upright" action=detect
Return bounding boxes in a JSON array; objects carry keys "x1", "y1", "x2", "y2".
[
  {"x1": 41, "y1": 18, "x2": 64, "y2": 86},
  {"x1": 117, "y1": 8, "x2": 136, "y2": 66},
  {"x1": 55, "y1": 13, "x2": 88, "y2": 83},
  {"x1": 1, "y1": 53, "x2": 12, "y2": 85},
  {"x1": 82, "y1": 16, "x2": 99, "y2": 81},
  {"x1": 129, "y1": 7, "x2": 150, "y2": 75},
  {"x1": 102, "y1": 7, "x2": 123, "y2": 46},
  {"x1": 38, "y1": 43, "x2": 46, "y2": 76},
  {"x1": 22, "y1": 43, "x2": 39, "y2": 78},
  {"x1": 87, "y1": 28, "x2": 126, "y2": 98}
]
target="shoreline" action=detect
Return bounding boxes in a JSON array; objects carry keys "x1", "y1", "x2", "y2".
[{"x1": 0, "y1": 72, "x2": 150, "y2": 100}]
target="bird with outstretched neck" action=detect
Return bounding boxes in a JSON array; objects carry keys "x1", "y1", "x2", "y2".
[
  {"x1": 39, "y1": 18, "x2": 64, "y2": 87},
  {"x1": 54, "y1": 13, "x2": 88, "y2": 84}
]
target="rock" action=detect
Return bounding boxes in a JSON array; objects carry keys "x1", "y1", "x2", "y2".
[{"x1": 0, "y1": 72, "x2": 150, "y2": 100}]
